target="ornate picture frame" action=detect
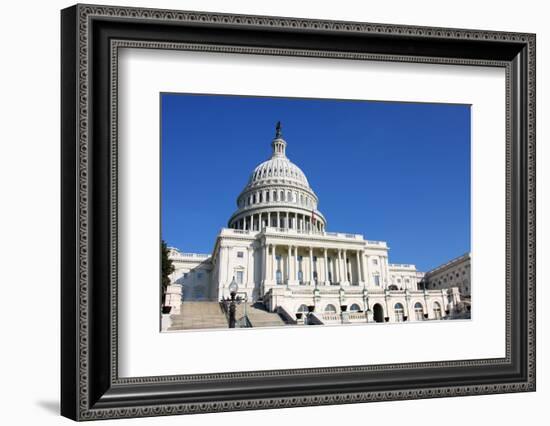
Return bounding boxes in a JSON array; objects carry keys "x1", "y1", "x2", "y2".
[{"x1": 61, "y1": 4, "x2": 536, "y2": 421}]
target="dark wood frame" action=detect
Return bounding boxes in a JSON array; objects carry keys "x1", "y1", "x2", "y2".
[{"x1": 61, "y1": 4, "x2": 536, "y2": 421}]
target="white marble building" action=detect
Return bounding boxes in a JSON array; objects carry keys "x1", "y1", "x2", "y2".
[
  {"x1": 421, "y1": 253, "x2": 471, "y2": 298},
  {"x1": 168, "y1": 123, "x2": 464, "y2": 325}
]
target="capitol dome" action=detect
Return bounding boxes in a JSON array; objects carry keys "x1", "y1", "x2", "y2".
[{"x1": 228, "y1": 122, "x2": 327, "y2": 232}]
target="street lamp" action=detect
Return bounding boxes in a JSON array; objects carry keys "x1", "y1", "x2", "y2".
[{"x1": 228, "y1": 276, "x2": 239, "y2": 328}]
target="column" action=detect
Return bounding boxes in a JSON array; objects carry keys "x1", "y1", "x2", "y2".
[
  {"x1": 287, "y1": 245, "x2": 292, "y2": 283},
  {"x1": 277, "y1": 211, "x2": 280, "y2": 229},
  {"x1": 356, "y1": 251, "x2": 362, "y2": 285},
  {"x1": 261, "y1": 244, "x2": 267, "y2": 283},
  {"x1": 343, "y1": 250, "x2": 349, "y2": 284},
  {"x1": 362, "y1": 251, "x2": 369, "y2": 287},
  {"x1": 324, "y1": 248, "x2": 329, "y2": 285},
  {"x1": 309, "y1": 247, "x2": 314, "y2": 285},
  {"x1": 272, "y1": 244, "x2": 276, "y2": 282},
  {"x1": 294, "y1": 247, "x2": 299, "y2": 282},
  {"x1": 336, "y1": 250, "x2": 341, "y2": 283},
  {"x1": 267, "y1": 212, "x2": 271, "y2": 228},
  {"x1": 247, "y1": 246, "x2": 254, "y2": 285}
]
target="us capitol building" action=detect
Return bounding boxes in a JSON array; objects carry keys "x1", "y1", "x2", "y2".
[{"x1": 164, "y1": 123, "x2": 470, "y2": 329}]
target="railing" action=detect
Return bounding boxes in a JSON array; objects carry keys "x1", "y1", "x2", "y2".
[
  {"x1": 307, "y1": 313, "x2": 325, "y2": 325},
  {"x1": 276, "y1": 306, "x2": 297, "y2": 325},
  {"x1": 235, "y1": 316, "x2": 252, "y2": 328},
  {"x1": 266, "y1": 227, "x2": 363, "y2": 240},
  {"x1": 348, "y1": 312, "x2": 367, "y2": 321},
  {"x1": 389, "y1": 263, "x2": 415, "y2": 269},
  {"x1": 171, "y1": 252, "x2": 210, "y2": 259},
  {"x1": 221, "y1": 229, "x2": 251, "y2": 236},
  {"x1": 320, "y1": 312, "x2": 340, "y2": 322},
  {"x1": 366, "y1": 240, "x2": 383, "y2": 245}
]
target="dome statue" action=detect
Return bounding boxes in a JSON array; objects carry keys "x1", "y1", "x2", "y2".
[{"x1": 227, "y1": 122, "x2": 327, "y2": 233}]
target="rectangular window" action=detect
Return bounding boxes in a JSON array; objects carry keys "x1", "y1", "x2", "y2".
[
  {"x1": 236, "y1": 270, "x2": 244, "y2": 284},
  {"x1": 237, "y1": 251, "x2": 244, "y2": 258},
  {"x1": 374, "y1": 275, "x2": 380, "y2": 286},
  {"x1": 372, "y1": 258, "x2": 378, "y2": 265},
  {"x1": 197, "y1": 272, "x2": 203, "y2": 280}
]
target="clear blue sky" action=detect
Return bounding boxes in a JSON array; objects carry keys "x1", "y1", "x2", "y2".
[{"x1": 161, "y1": 93, "x2": 470, "y2": 272}]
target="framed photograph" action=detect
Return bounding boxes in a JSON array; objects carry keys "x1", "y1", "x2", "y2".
[{"x1": 61, "y1": 4, "x2": 536, "y2": 421}]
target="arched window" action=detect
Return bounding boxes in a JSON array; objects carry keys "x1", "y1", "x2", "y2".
[
  {"x1": 325, "y1": 304, "x2": 337, "y2": 313},
  {"x1": 297, "y1": 304, "x2": 308, "y2": 313},
  {"x1": 349, "y1": 303, "x2": 361, "y2": 312},
  {"x1": 252, "y1": 194, "x2": 256, "y2": 204},
  {"x1": 273, "y1": 191, "x2": 277, "y2": 201},
  {"x1": 394, "y1": 303, "x2": 405, "y2": 322},
  {"x1": 433, "y1": 301, "x2": 442, "y2": 319},
  {"x1": 414, "y1": 302, "x2": 424, "y2": 321},
  {"x1": 300, "y1": 194, "x2": 304, "y2": 205},
  {"x1": 266, "y1": 191, "x2": 270, "y2": 202},
  {"x1": 287, "y1": 191, "x2": 292, "y2": 202},
  {"x1": 280, "y1": 191, "x2": 285, "y2": 201},
  {"x1": 259, "y1": 192, "x2": 263, "y2": 203}
]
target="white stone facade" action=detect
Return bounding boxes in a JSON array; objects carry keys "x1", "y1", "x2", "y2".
[
  {"x1": 421, "y1": 253, "x2": 471, "y2": 298},
  {"x1": 168, "y1": 123, "x2": 465, "y2": 324}
]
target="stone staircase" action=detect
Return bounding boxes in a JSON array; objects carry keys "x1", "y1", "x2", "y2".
[
  {"x1": 167, "y1": 301, "x2": 287, "y2": 331},
  {"x1": 236, "y1": 304, "x2": 286, "y2": 328},
  {"x1": 168, "y1": 301, "x2": 228, "y2": 331}
]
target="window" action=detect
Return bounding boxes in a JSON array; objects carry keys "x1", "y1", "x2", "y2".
[
  {"x1": 414, "y1": 302, "x2": 424, "y2": 320},
  {"x1": 266, "y1": 192, "x2": 270, "y2": 202},
  {"x1": 349, "y1": 303, "x2": 361, "y2": 312},
  {"x1": 372, "y1": 258, "x2": 378, "y2": 265},
  {"x1": 374, "y1": 275, "x2": 380, "y2": 286},
  {"x1": 183, "y1": 273, "x2": 188, "y2": 278},
  {"x1": 237, "y1": 251, "x2": 244, "y2": 258},
  {"x1": 197, "y1": 272, "x2": 203, "y2": 280},
  {"x1": 236, "y1": 270, "x2": 244, "y2": 284},
  {"x1": 394, "y1": 303, "x2": 405, "y2": 322},
  {"x1": 325, "y1": 304, "x2": 337, "y2": 313},
  {"x1": 298, "y1": 270, "x2": 303, "y2": 283}
]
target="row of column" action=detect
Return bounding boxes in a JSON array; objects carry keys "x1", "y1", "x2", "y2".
[
  {"x1": 262, "y1": 244, "x2": 367, "y2": 286},
  {"x1": 241, "y1": 189, "x2": 315, "y2": 210},
  {"x1": 233, "y1": 211, "x2": 325, "y2": 233}
]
